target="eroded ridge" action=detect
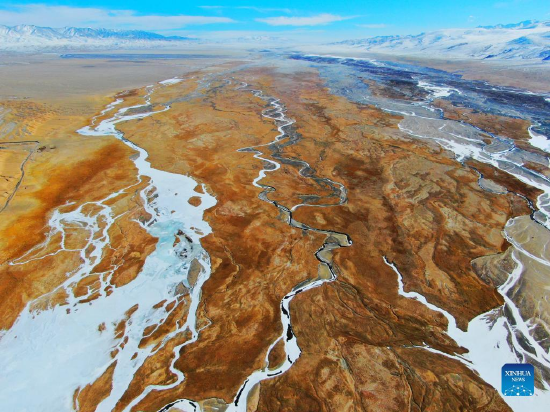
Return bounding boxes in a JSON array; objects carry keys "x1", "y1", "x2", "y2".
[{"x1": 384, "y1": 253, "x2": 550, "y2": 411}]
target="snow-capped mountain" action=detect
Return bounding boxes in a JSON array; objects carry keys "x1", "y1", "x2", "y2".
[
  {"x1": 231, "y1": 35, "x2": 287, "y2": 43},
  {"x1": 334, "y1": 20, "x2": 550, "y2": 61},
  {"x1": 0, "y1": 25, "x2": 197, "y2": 51}
]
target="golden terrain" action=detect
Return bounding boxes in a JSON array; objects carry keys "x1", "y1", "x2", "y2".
[{"x1": 0, "y1": 57, "x2": 548, "y2": 411}]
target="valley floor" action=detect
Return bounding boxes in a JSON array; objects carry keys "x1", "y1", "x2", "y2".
[{"x1": 0, "y1": 51, "x2": 549, "y2": 412}]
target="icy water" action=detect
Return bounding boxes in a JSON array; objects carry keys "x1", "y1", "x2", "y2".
[{"x1": 0, "y1": 78, "x2": 216, "y2": 412}]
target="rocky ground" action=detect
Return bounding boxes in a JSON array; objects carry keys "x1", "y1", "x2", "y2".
[{"x1": 0, "y1": 56, "x2": 549, "y2": 412}]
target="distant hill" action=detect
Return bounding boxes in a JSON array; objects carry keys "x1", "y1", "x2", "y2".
[
  {"x1": 334, "y1": 20, "x2": 550, "y2": 61},
  {"x1": 0, "y1": 25, "x2": 197, "y2": 51}
]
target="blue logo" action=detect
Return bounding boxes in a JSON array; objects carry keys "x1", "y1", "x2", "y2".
[{"x1": 502, "y1": 363, "x2": 534, "y2": 396}]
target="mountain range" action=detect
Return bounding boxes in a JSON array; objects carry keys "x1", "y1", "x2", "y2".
[
  {"x1": 334, "y1": 20, "x2": 550, "y2": 61},
  {"x1": 0, "y1": 25, "x2": 196, "y2": 51},
  {"x1": 1, "y1": 20, "x2": 549, "y2": 61}
]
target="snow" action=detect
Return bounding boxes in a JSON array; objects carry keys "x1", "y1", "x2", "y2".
[
  {"x1": 336, "y1": 20, "x2": 550, "y2": 61},
  {"x1": 384, "y1": 256, "x2": 550, "y2": 412},
  {"x1": 0, "y1": 80, "x2": 216, "y2": 412},
  {"x1": 0, "y1": 24, "x2": 196, "y2": 51},
  {"x1": 159, "y1": 78, "x2": 183, "y2": 85},
  {"x1": 417, "y1": 80, "x2": 461, "y2": 98},
  {"x1": 528, "y1": 125, "x2": 550, "y2": 153}
]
